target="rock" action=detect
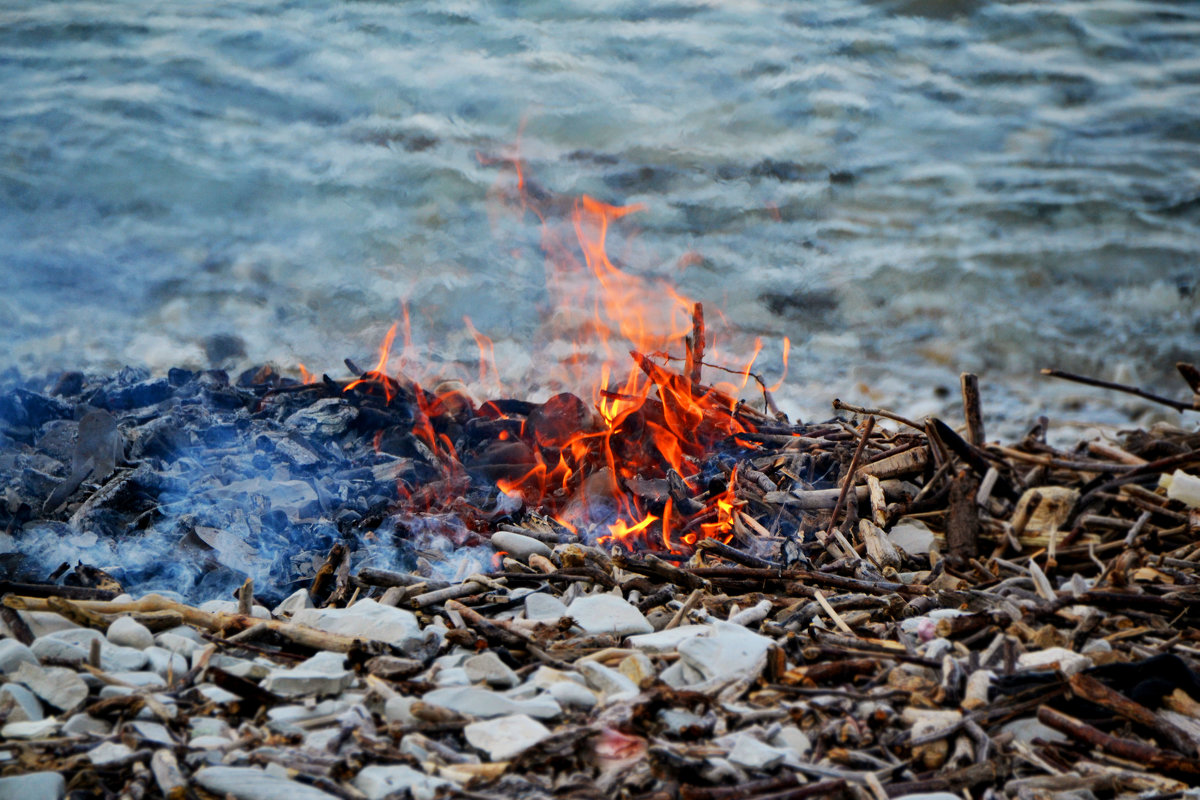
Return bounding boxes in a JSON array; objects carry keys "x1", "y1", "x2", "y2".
[
  {"x1": 1017, "y1": 647, "x2": 1091, "y2": 676},
  {"x1": 63, "y1": 713, "x2": 112, "y2": 737},
  {"x1": 292, "y1": 599, "x2": 437, "y2": 657},
  {"x1": 0, "y1": 718, "x2": 61, "y2": 739},
  {"x1": 104, "y1": 671, "x2": 167, "y2": 689},
  {"x1": 88, "y1": 741, "x2": 135, "y2": 766},
  {"x1": 194, "y1": 766, "x2": 340, "y2": 800},
  {"x1": 490, "y1": 531, "x2": 552, "y2": 562},
  {"x1": 130, "y1": 719, "x2": 174, "y2": 746},
  {"x1": 578, "y1": 660, "x2": 639, "y2": 701},
  {"x1": 263, "y1": 651, "x2": 353, "y2": 698},
  {"x1": 627, "y1": 624, "x2": 708, "y2": 654},
  {"x1": 0, "y1": 639, "x2": 38, "y2": 675},
  {"x1": 198, "y1": 599, "x2": 271, "y2": 619},
  {"x1": 273, "y1": 589, "x2": 314, "y2": 617},
  {"x1": 999, "y1": 717, "x2": 1069, "y2": 746},
  {"x1": 547, "y1": 680, "x2": 597, "y2": 709},
  {"x1": 658, "y1": 708, "x2": 708, "y2": 736},
  {"x1": 29, "y1": 637, "x2": 87, "y2": 665},
  {"x1": 726, "y1": 733, "x2": 787, "y2": 771},
  {"x1": 154, "y1": 632, "x2": 200, "y2": 658},
  {"x1": 422, "y1": 686, "x2": 561, "y2": 720},
  {"x1": 888, "y1": 518, "x2": 935, "y2": 556},
  {"x1": 463, "y1": 652, "x2": 519, "y2": 688},
  {"x1": 352, "y1": 765, "x2": 452, "y2": 800},
  {"x1": 106, "y1": 616, "x2": 155, "y2": 650},
  {"x1": 567, "y1": 594, "x2": 653, "y2": 637},
  {"x1": 464, "y1": 714, "x2": 551, "y2": 761},
  {"x1": 0, "y1": 772, "x2": 66, "y2": 800},
  {"x1": 524, "y1": 592, "x2": 568, "y2": 621},
  {"x1": 144, "y1": 646, "x2": 189, "y2": 678},
  {"x1": 675, "y1": 622, "x2": 773, "y2": 686},
  {"x1": 0, "y1": 610, "x2": 77, "y2": 640},
  {"x1": 618, "y1": 652, "x2": 656, "y2": 688},
  {"x1": 14, "y1": 662, "x2": 88, "y2": 712},
  {"x1": 37, "y1": 628, "x2": 148, "y2": 671},
  {"x1": 434, "y1": 666, "x2": 471, "y2": 686},
  {"x1": 891, "y1": 795, "x2": 965, "y2": 800},
  {"x1": 0, "y1": 683, "x2": 43, "y2": 722},
  {"x1": 384, "y1": 696, "x2": 418, "y2": 725},
  {"x1": 771, "y1": 725, "x2": 813, "y2": 759}
]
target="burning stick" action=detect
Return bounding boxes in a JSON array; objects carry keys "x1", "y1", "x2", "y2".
[{"x1": 685, "y1": 302, "x2": 705, "y2": 390}]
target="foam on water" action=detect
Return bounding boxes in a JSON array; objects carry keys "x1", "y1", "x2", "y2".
[{"x1": 2, "y1": 0, "x2": 1198, "y2": 436}]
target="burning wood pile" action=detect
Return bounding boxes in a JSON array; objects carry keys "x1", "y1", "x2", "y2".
[{"x1": 3, "y1": 341, "x2": 1200, "y2": 798}]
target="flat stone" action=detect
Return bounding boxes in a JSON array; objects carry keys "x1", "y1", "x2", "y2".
[
  {"x1": 88, "y1": 741, "x2": 135, "y2": 766},
  {"x1": 267, "y1": 698, "x2": 356, "y2": 725},
  {"x1": 434, "y1": 666, "x2": 471, "y2": 687},
  {"x1": 577, "y1": 661, "x2": 639, "y2": 702},
  {"x1": 352, "y1": 765, "x2": 452, "y2": 800},
  {"x1": 490, "y1": 531, "x2": 552, "y2": 562},
  {"x1": 194, "y1": 766, "x2": 340, "y2": 800},
  {"x1": 627, "y1": 625, "x2": 709, "y2": 654},
  {"x1": 0, "y1": 639, "x2": 38, "y2": 675},
  {"x1": 63, "y1": 713, "x2": 112, "y2": 737},
  {"x1": 675, "y1": 622, "x2": 773, "y2": 686},
  {"x1": 891, "y1": 795, "x2": 966, "y2": 800},
  {"x1": 547, "y1": 680, "x2": 597, "y2": 709},
  {"x1": 772, "y1": 725, "x2": 813, "y2": 759},
  {"x1": 888, "y1": 518, "x2": 935, "y2": 555},
  {"x1": 1, "y1": 718, "x2": 61, "y2": 739},
  {"x1": 292, "y1": 599, "x2": 436, "y2": 657},
  {"x1": 262, "y1": 651, "x2": 353, "y2": 698},
  {"x1": 106, "y1": 616, "x2": 154, "y2": 650},
  {"x1": 38, "y1": 628, "x2": 148, "y2": 671},
  {"x1": 384, "y1": 696, "x2": 417, "y2": 725},
  {"x1": 567, "y1": 594, "x2": 653, "y2": 637},
  {"x1": 464, "y1": 714, "x2": 551, "y2": 761},
  {"x1": 1017, "y1": 647, "x2": 1091, "y2": 676},
  {"x1": 422, "y1": 686, "x2": 561, "y2": 719},
  {"x1": 14, "y1": 662, "x2": 88, "y2": 712},
  {"x1": 0, "y1": 771, "x2": 66, "y2": 800},
  {"x1": 272, "y1": 589, "x2": 314, "y2": 617},
  {"x1": 130, "y1": 719, "x2": 174, "y2": 746},
  {"x1": 189, "y1": 735, "x2": 235, "y2": 750},
  {"x1": 727, "y1": 733, "x2": 787, "y2": 771},
  {"x1": 524, "y1": 592, "x2": 568, "y2": 621},
  {"x1": 0, "y1": 610, "x2": 77, "y2": 640},
  {"x1": 463, "y1": 652, "x2": 519, "y2": 688},
  {"x1": 0, "y1": 683, "x2": 43, "y2": 722},
  {"x1": 105, "y1": 671, "x2": 167, "y2": 689}
]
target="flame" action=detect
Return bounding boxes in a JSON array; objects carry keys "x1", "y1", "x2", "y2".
[
  {"x1": 297, "y1": 363, "x2": 319, "y2": 384},
  {"x1": 345, "y1": 322, "x2": 398, "y2": 403},
  {"x1": 323, "y1": 149, "x2": 789, "y2": 554}
]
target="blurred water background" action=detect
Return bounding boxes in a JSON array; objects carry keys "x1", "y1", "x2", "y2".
[{"x1": 3, "y1": 0, "x2": 1198, "y2": 436}]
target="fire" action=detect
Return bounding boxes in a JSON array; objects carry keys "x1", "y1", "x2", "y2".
[{"x1": 326, "y1": 148, "x2": 790, "y2": 555}]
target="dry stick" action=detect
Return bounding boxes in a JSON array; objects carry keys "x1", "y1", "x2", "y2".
[
  {"x1": 1178, "y1": 361, "x2": 1200, "y2": 393},
  {"x1": 665, "y1": 588, "x2": 703, "y2": 630},
  {"x1": 1037, "y1": 705, "x2": 1200, "y2": 776},
  {"x1": 688, "y1": 301, "x2": 705, "y2": 389},
  {"x1": 960, "y1": 371, "x2": 985, "y2": 446},
  {"x1": 1041, "y1": 367, "x2": 1198, "y2": 413},
  {"x1": 832, "y1": 398, "x2": 923, "y2": 432},
  {"x1": 825, "y1": 416, "x2": 876, "y2": 550},
  {"x1": 1067, "y1": 672, "x2": 1199, "y2": 757}
]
